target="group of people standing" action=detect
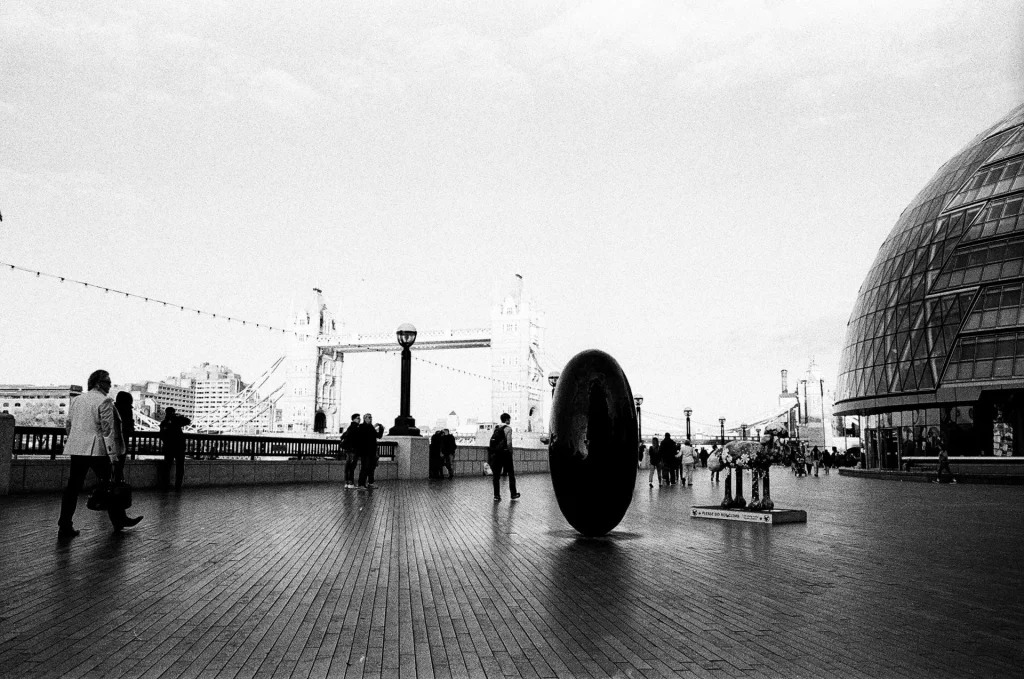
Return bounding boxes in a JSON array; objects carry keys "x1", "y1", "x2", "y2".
[
  {"x1": 338, "y1": 413, "x2": 385, "y2": 489},
  {"x1": 789, "y1": 444, "x2": 843, "y2": 477},
  {"x1": 642, "y1": 434, "x2": 700, "y2": 488},
  {"x1": 428, "y1": 428, "x2": 458, "y2": 479}
]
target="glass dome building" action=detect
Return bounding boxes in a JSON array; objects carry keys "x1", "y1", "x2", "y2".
[{"x1": 835, "y1": 103, "x2": 1024, "y2": 469}]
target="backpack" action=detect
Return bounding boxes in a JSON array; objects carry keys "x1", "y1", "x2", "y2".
[{"x1": 488, "y1": 425, "x2": 507, "y2": 456}]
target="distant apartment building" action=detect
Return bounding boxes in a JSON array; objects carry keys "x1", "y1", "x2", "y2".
[
  {"x1": 116, "y1": 381, "x2": 196, "y2": 421},
  {"x1": 176, "y1": 363, "x2": 243, "y2": 426},
  {"x1": 174, "y1": 363, "x2": 274, "y2": 433},
  {"x1": 0, "y1": 384, "x2": 83, "y2": 425},
  {"x1": 115, "y1": 363, "x2": 274, "y2": 434}
]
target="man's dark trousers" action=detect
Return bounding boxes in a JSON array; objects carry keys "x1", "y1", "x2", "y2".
[
  {"x1": 344, "y1": 451, "x2": 359, "y2": 484},
  {"x1": 357, "y1": 453, "x2": 377, "y2": 486},
  {"x1": 491, "y1": 452, "x2": 517, "y2": 497},
  {"x1": 58, "y1": 455, "x2": 125, "y2": 528},
  {"x1": 164, "y1": 451, "x2": 185, "y2": 490}
]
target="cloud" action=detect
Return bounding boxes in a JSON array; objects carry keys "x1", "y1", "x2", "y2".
[
  {"x1": 0, "y1": 4, "x2": 327, "y2": 121},
  {"x1": 248, "y1": 68, "x2": 322, "y2": 118},
  {"x1": 517, "y1": 0, "x2": 995, "y2": 96}
]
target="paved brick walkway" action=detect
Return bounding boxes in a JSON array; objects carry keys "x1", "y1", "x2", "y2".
[{"x1": 1, "y1": 467, "x2": 1022, "y2": 678}]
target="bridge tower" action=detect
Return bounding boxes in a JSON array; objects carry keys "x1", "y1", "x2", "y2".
[
  {"x1": 490, "y1": 274, "x2": 545, "y2": 433},
  {"x1": 277, "y1": 289, "x2": 344, "y2": 434}
]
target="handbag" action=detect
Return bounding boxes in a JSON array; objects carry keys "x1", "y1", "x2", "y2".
[{"x1": 87, "y1": 479, "x2": 133, "y2": 511}]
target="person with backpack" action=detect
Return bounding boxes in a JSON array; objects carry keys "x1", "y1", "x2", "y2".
[
  {"x1": 429, "y1": 429, "x2": 443, "y2": 479},
  {"x1": 661, "y1": 433, "x2": 679, "y2": 486},
  {"x1": 341, "y1": 413, "x2": 361, "y2": 489},
  {"x1": 441, "y1": 429, "x2": 457, "y2": 479},
  {"x1": 489, "y1": 413, "x2": 519, "y2": 501},
  {"x1": 647, "y1": 435, "x2": 661, "y2": 487}
]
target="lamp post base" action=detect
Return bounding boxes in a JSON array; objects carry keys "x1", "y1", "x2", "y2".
[{"x1": 389, "y1": 416, "x2": 420, "y2": 437}]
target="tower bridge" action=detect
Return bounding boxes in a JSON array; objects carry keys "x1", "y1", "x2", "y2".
[{"x1": 276, "y1": 275, "x2": 546, "y2": 435}]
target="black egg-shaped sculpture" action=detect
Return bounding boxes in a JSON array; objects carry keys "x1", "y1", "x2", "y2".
[{"x1": 549, "y1": 349, "x2": 638, "y2": 537}]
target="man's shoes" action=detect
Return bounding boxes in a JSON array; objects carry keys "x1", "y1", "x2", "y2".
[
  {"x1": 114, "y1": 516, "x2": 144, "y2": 533},
  {"x1": 511, "y1": 493, "x2": 521, "y2": 500},
  {"x1": 357, "y1": 485, "x2": 367, "y2": 491},
  {"x1": 494, "y1": 496, "x2": 501, "y2": 502},
  {"x1": 344, "y1": 483, "x2": 353, "y2": 489},
  {"x1": 649, "y1": 482, "x2": 654, "y2": 488},
  {"x1": 951, "y1": 479, "x2": 957, "y2": 484},
  {"x1": 57, "y1": 527, "x2": 80, "y2": 538},
  {"x1": 367, "y1": 483, "x2": 377, "y2": 489}
]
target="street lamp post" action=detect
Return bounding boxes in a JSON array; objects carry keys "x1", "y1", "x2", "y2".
[
  {"x1": 741, "y1": 423, "x2": 748, "y2": 440},
  {"x1": 684, "y1": 408, "x2": 692, "y2": 442},
  {"x1": 388, "y1": 323, "x2": 421, "y2": 436},
  {"x1": 820, "y1": 378, "x2": 828, "y2": 450},
  {"x1": 634, "y1": 394, "x2": 643, "y2": 442},
  {"x1": 718, "y1": 416, "x2": 734, "y2": 508}
]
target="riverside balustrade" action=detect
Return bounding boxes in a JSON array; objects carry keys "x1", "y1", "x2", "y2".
[{"x1": 12, "y1": 426, "x2": 397, "y2": 462}]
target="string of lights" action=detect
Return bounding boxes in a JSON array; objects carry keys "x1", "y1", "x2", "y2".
[
  {"x1": 1, "y1": 261, "x2": 352, "y2": 346},
  {"x1": 3, "y1": 259, "x2": 551, "y2": 383}
]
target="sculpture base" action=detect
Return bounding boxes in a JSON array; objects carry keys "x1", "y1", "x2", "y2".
[{"x1": 689, "y1": 506, "x2": 807, "y2": 524}]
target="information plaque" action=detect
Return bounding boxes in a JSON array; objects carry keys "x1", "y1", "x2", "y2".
[{"x1": 690, "y1": 506, "x2": 807, "y2": 524}]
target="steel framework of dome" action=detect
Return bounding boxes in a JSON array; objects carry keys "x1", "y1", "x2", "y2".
[{"x1": 835, "y1": 103, "x2": 1024, "y2": 461}]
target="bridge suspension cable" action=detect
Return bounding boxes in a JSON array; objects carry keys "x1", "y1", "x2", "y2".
[{"x1": 412, "y1": 355, "x2": 544, "y2": 393}]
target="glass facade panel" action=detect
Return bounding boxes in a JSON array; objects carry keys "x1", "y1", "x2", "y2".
[
  {"x1": 837, "y1": 107, "x2": 1024, "y2": 410},
  {"x1": 933, "y1": 236, "x2": 1024, "y2": 292},
  {"x1": 943, "y1": 330, "x2": 1024, "y2": 383}
]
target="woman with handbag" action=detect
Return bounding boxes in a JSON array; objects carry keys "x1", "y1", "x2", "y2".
[{"x1": 107, "y1": 392, "x2": 143, "y2": 531}]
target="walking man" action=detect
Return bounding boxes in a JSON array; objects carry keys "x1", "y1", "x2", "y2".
[
  {"x1": 648, "y1": 436, "x2": 662, "y2": 487},
  {"x1": 57, "y1": 370, "x2": 142, "y2": 536},
  {"x1": 356, "y1": 413, "x2": 384, "y2": 489},
  {"x1": 935, "y1": 441, "x2": 956, "y2": 484},
  {"x1": 341, "y1": 413, "x2": 361, "y2": 488},
  {"x1": 490, "y1": 413, "x2": 519, "y2": 501},
  {"x1": 441, "y1": 428, "x2": 457, "y2": 479},
  {"x1": 661, "y1": 432, "x2": 679, "y2": 486}
]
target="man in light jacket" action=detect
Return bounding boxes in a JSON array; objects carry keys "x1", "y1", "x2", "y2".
[
  {"x1": 681, "y1": 439, "x2": 696, "y2": 487},
  {"x1": 57, "y1": 370, "x2": 142, "y2": 537}
]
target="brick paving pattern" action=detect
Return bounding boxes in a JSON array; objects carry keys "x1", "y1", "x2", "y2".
[{"x1": 1, "y1": 467, "x2": 1022, "y2": 678}]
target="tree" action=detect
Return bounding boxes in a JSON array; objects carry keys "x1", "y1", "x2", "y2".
[{"x1": 12, "y1": 402, "x2": 66, "y2": 428}]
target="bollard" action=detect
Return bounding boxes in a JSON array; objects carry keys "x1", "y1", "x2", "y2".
[{"x1": 0, "y1": 413, "x2": 15, "y2": 496}]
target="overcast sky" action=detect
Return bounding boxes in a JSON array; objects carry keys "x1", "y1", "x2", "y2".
[{"x1": 2, "y1": 0, "x2": 1022, "y2": 434}]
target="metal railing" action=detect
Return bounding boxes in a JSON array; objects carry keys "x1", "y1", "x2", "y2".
[{"x1": 12, "y1": 426, "x2": 397, "y2": 461}]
